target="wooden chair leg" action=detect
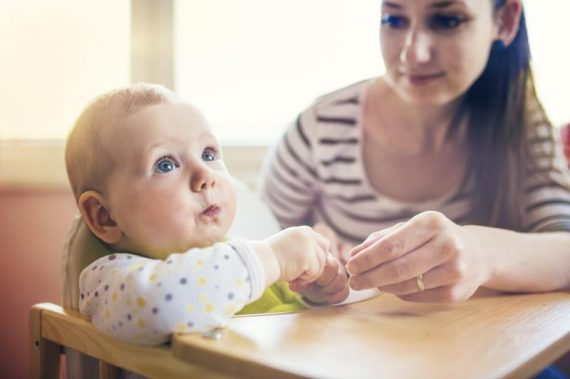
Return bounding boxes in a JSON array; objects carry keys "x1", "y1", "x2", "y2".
[
  {"x1": 30, "y1": 305, "x2": 61, "y2": 379},
  {"x1": 99, "y1": 361, "x2": 121, "y2": 379}
]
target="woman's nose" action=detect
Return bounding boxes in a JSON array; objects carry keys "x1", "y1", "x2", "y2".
[
  {"x1": 190, "y1": 166, "x2": 216, "y2": 192},
  {"x1": 400, "y1": 29, "x2": 432, "y2": 66}
]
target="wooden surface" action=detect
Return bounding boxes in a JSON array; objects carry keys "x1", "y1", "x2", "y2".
[
  {"x1": 173, "y1": 291, "x2": 570, "y2": 379},
  {"x1": 33, "y1": 303, "x2": 232, "y2": 379}
]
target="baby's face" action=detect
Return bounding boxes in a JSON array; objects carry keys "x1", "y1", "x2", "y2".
[{"x1": 103, "y1": 102, "x2": 237, "y2": 258}]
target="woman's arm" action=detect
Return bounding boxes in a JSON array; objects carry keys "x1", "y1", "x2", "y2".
[
  {"x1": 465, "y1": 225, "x2": 570, "y2": 293},
  {"x1": 346, "y1": 212, "x2": 570, "y2": 303}
]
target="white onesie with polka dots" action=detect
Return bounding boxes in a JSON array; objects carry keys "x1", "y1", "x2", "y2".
[{"x1": 79, "y1": 240, "x2": 265, "y2": 345}]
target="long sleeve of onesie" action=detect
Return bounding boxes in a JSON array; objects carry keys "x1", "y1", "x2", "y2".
[{"x1": 79, "y1": 240, "x2": 266, "y2": 345}]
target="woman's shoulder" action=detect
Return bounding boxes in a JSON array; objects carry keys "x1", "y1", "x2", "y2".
[
  {"x1": 298, "y1": 78, "x2": 375, "y2": 125},
  {"x1": 313, "y1": 78, "x2": 374, "y2": 106}
]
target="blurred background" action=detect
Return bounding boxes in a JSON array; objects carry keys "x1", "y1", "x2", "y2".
[{"x1": 1, "y1": 0, "x2": 569, "y2": 377}]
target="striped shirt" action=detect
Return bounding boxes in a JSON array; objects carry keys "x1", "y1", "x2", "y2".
[{"x1": 261, "y1": 79, "x2": 570, "y2": 246}]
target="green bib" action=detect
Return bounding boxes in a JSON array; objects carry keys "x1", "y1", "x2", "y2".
[{"x1": 237, "y1": 281, "x2": 307, "y2": 315}]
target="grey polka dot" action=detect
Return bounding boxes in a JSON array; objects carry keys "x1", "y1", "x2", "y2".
[
  {"x1": 228, "y1": 292, "x2": 234, "y2": 300},
  {"x1": 126, "y1": 255, "x2": 132, "y2": 260},
  {"x1": 118, "y1": 321, "x2": 123, "y2": 328},
  {"x1": 165, "y1": 294, "x2": 173, "y2": 301},
  {"x1": 187, "y1": 321, "x2": 194, "y2": 328},
  {"x1": 127, "y1": 314, "x2": 132, "y2": 321},
  {"x1": 80, "y1": 293, "x2": 84, "y2": 299},
  {"x1": 108, "y1": 254, "x2": 117, "y2": 260},
  {"x1": 152, "y1": 307, "x2": 159, "y2": 314},
  {"x1": 224, "y1": 254, "x2": 229, "y2": 260},
  {"x1": 99, "y1": 265, "x2": 105, "y2": 270},
  {"x1": 166, "y1": 260, "x2": 173, "y2": 264},
  {"x1": 92, "y1": 266, "x2": 98, "y2": 271},
  {"x1": 104, "y1": 284, "x2": 109, "y2": 291},
  {"x1": 120, "y1": 283, "x2": 125, "y2": 290},
  {"x1": 94, "y1": 291, "x2": 98, "y2": 297},
  {"x1": 179, "y1": 277, "x2": 187, "y2": 285},
  {"x1": 214, "y1": 265, "x2": 219, "y2": 270}
]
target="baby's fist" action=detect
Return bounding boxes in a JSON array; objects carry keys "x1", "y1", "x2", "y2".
[{"x1": 290, "y1": 255, "x2": 349, "y2": 305}]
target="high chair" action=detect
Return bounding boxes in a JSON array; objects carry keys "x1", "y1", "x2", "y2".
[
  {"x1": 30, "y1": 179, "x2": 279, "y2": 379},
  {"x1": 30, "y1": 303, "x2": 233, "y2": 378}
]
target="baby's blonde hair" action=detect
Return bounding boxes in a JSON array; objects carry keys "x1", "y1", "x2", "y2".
[{"x1": 65, "y1": 83, "x2": 179, "y2": 200}]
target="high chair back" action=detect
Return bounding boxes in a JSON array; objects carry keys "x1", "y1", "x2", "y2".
[{"x1": 30, "y1": 303, "x2": 231, "y2": 378}]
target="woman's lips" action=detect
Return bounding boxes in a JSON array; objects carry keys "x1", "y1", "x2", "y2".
[
  {"x1": 201, "y1": 205, "x2": 221, "y2": 218},
  {"x1": 404, "y1": 72, "x2": 445, "y2": 86}
]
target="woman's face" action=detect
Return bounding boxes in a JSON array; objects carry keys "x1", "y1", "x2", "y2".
[{"x1": 380, "y1": 0, "x2": 500, "y2": 106}]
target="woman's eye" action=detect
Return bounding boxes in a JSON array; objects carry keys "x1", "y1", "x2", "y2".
[
  {"x1": 429, "y1": 15, "x2": 465, "y2": 30},
  {"x1": 381, "y1": 15, "x2": 408, "y2": 29},
  {"x1": 153, "y1": 157, "x2": 179, "y2": 173},
  {"x1": 202, "y1": 148, "x2": 218, "y2": 162}
]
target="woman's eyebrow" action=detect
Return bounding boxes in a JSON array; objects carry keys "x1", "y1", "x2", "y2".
[
  {"x1": 382, "y1": 2, "x2": 402, "y2": 9},
  {"x1": 430, "y1": 1, "x2": 467, "y2": 9}
]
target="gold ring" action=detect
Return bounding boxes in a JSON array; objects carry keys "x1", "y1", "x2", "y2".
[{"x1": 416, "y1": 274, "x2": 425, "y2": 292}]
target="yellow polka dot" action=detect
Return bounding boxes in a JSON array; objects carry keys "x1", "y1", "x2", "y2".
[
  {"x1": 137, "y1": 319, "x2": 146, "y2": 329},
  {"x1": 129, "y1": 263, "x2": 144, "y2": 271},
  {"x1": 196, "y1": 259, "x2": 205, "y2": 267},
  {"x1": 125, "y1": 297, "x2": 131, "y2": 306},
  {"x1": 197, "y1": 277, "x2": 207, "y2": 287},
  {"x1": 137, "y1": 296, "x2": 146, "y2": 308},
  {"x1": 224, "y1": 305, "x2": 236, "y2": 316},
  {"x1": 149, "y1": 273, "x2": 158, "y2": 282},
  {"x1": 198, "y1": 293, "x2": 208, "y2": 303},
  {"x1": 236, "y1": 278, "x2": 244, "y2": 289},
  {"x1": 111, "y1": 269, "x2": 118, "y2": 277},
  {"x1": 186, "y1": 304, "x2": 194, "y2": 313},
  {"x1": 111, "y1": 291, "x2": 118, "y2": 302},
  {"x1": 104, "y1": 309, "x2": 110, "y2": 320},
  {"x1": 205, "y1": 304, "x2": 215, "y2": 313},
  {"x1": 175, "y1": 322, "x2": 187, "y2": 333}
]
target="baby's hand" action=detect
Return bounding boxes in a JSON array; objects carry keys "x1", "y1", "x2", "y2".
[
  {"x1": 265, "y1": 226, "x2": 329, "y2": 284},
  {"x1": 313, "y1": 222, "x2": 352, "y2": 265},
  {"x1": 290, "y1": 255, "x2": 350, "y2": 305}
]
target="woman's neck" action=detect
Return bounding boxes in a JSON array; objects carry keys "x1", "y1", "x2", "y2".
[{"x1": 366, "y1": 78, "x2": 464, "y2": 156}]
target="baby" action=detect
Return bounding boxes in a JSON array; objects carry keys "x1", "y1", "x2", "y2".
[{"x1": 65, "y1": 83, "x2": 349, "y2": 345}]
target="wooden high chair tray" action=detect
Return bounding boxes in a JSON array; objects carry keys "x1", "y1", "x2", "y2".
[{"x1": 172, "y1": 291, "x2": 570, "y2": 379}]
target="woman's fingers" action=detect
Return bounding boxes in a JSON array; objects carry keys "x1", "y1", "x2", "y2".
[
  {"x1": 349, "y1": 222, "x2": 404, "y2": 258},
  {"x1": 377, "y1": 261, "x2": 463, "y2": 295},
  {"x1": 348, "y1": 235, "x2": 449, "y2": 290},
  {"x1": 347, "y1": 213, "x2": 444, "y2": 276}
]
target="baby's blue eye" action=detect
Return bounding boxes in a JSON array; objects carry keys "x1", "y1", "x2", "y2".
[
  {"x1": 202, "y1": 149, "x2": 217, "y2": 162},
  {"x1": 429, "y1": 15, "x2": 465, "y2": 30},
  {"x1": 153, "y1": 157, "x2": 178, "y2": 173},
  {"x1": 381, "y1": 15, "x2": 408, "y2": 29}
]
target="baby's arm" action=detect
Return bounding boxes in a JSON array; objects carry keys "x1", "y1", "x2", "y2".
[{"x1": 79, "y1": 241, "x2": 266, "y2": 345}]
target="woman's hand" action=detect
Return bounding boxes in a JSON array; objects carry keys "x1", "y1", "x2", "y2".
[{"x1": 346, "y1": 211, "x2": 491, "y2": 303}]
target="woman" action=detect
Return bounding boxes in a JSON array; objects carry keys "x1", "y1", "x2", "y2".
[{"x1": 261, "y1": 0, "x2": 570, "y2": 303}]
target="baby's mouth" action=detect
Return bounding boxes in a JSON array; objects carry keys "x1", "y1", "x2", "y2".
[{"x1": 201, "y1": 205, "x2": 221, "y2": 218}]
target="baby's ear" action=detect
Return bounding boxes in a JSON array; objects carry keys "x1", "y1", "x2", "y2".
[{"x1": 78, "y1": 190, "x2": 122, "y2": 244}]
